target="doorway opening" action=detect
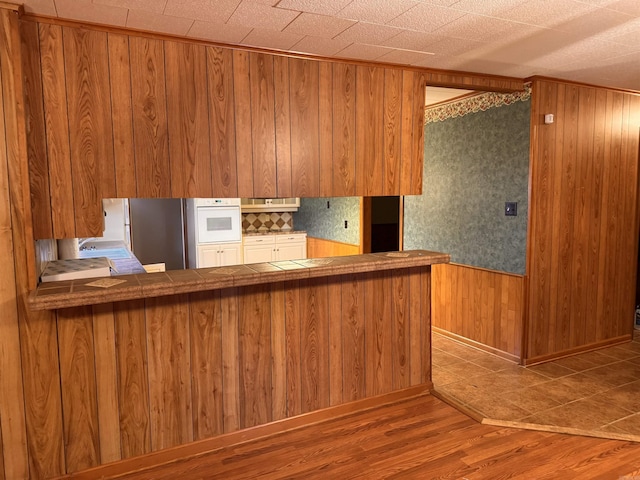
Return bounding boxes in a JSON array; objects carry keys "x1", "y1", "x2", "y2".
[{"x1": 361, "y1": 196, "x2": 403, "y2": 253}]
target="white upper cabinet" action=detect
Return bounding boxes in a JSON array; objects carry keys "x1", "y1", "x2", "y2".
[{"x1": 241, "y1": 197, "x2": 300, "y2": 212}]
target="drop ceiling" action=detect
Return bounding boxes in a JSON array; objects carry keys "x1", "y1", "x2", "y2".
[{"x1": 19, "y1": 0, "x2": 640, "y2": 91}]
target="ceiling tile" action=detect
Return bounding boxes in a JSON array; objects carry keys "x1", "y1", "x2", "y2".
[
  {"x1": 421, "y1": 36, "x2": 488, "y2": 56},
  {"x1": 387, "y1": 3, "x2": 466, "y2": 33},
  {"x1": 550, "y1": 7, "x2": 636, "y2": 39},
  {"x1": 187, "y1": 20, "x2": 252, "y2": 44},
  {"x1": 291, "y1": 35, "x2": 352, "y2": 57},
  {"x1": 283, "y1": 12, "x2": 355, "y2": 38},
  {"x1": 334, "y1": 22, "x2": 405, "y2": 45},
  {"x1": 126, "y1": 10, "x2": 195, "y2": 35},
  {"x1": 275, "y1": 0, "x2": 352, "y2": 15},
  {"x1": 55, "y1": 0, "x2": 128, "y2": 25},
  {"x1": 164, "y1": 0, "x2": 242, "y2": 24},
  {"x1": 333, "y1": 43, "x2": 395, "y2": 61},
  {"x1": 382, "y1": 30, "x2": 443, "y2": 51},
  {"x1": 412, "y1": 53, "x2": 468, "y2": 70},
  {"x1": 498, "y1": 0, "x2": 598, "y2": 28},
  {"x1": 22, "y1": 0, "x2": 57, "y2": 16},
  {"x1": 449, "y1": 0, "x2": 527, "y2": 16},
  {"x1": 336, "y1": 0, "x2": 418, "y2": 24},
  {"x1": 227, "y1": 2, "x2": 300, "y2": 30},
  {"x1": 414, "y1": 0, "x2": 461, "y2": 6},
  {"x1": 375, "y1": 49, "x2": 435, "y2": 65},
  {"x1": 576, "y1": 0, "x2": 640, "y2": 16},
  {"x1": 240, "y1": 28, "x2": 304, "y2": 50},
  {"x1": 434, "y1": 14, "x2": 539, "y2": 42},
  {"x1": 92, "y1": 0, "x2": 164, "y2": 14}
]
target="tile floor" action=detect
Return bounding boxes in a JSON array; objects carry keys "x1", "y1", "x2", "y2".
[{"x1": 432, "y1": 331, "x2": 640, "y2": 441}]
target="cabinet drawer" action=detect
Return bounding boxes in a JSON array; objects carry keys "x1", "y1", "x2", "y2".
[
  {"x1": 275, "y1": 234, "x2": 306, "y2": 245},
  {"x1": 243, "y1": 235, "x2": 275, "y2": 246}
]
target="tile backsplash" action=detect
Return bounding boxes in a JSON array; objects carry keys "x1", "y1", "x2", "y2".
[{"x1": 242, "y1": 212, "x2": 293, "y2": 233}]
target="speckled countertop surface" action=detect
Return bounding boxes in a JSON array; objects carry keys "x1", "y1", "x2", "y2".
[{"x1": 29, "y1": 250, "x2": 450, "y2": 311}]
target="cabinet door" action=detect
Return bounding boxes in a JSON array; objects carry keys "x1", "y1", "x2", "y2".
[
  {"x1": 243, "y1": 244, "x2": 275, "y2": 264},
  {"x1": 276, "y1": 242, "x2": 306, "y2": 261},
  {"x1": 219, "y1": 243, "x2": 242, "y2": 266},
  {"x1": 197, "y1": 245, "x2": 221, "y2": 268}
]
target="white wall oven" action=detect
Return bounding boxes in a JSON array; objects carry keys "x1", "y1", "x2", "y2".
[{"x1": 186, "y1": 198, "x2": 242, "y2": 268}]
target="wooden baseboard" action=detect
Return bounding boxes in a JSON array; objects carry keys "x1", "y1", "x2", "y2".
[
  {"x1": 522, "y1": 334, "x2": 632, "y2": 366},
  {"x1": 433, "y1": 327, "x2": 521, "y2": 363},
  {"x1": 58, "y1": 384, "x2": 432, "y2": 480}
]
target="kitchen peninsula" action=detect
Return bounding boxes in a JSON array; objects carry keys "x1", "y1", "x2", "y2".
[{"x1": 26, "y1": 250, "x2": 448, "y2": 474}]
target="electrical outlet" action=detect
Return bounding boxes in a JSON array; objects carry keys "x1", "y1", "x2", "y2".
[
  {"x1": 344, "y1": 220, "x2": 348, "y2": 228},
  {"x1": 505, "y1": 202, "x2": 517, "y2": 216},
  {"x1": 327, "y1": 201, "x2": 330, "y2": 209}
]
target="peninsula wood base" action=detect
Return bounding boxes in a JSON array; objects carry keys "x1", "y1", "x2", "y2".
[{"x1": 58, "y1": 385, "x2": 432, "y2": 480}]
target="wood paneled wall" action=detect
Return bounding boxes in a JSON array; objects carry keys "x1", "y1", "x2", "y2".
[
  {"x1": 525, "y1": 79, "x2": 640, "y2": 363},
  {"x1": 20, "y1": 18, "x2": 427, "y2": 239},
  {"x1": 307, "y1": 237, "x2": 361, "y2": 258},
  {"x1": 0, "y1": 6, "x2": 32, "y2": 480},
  {"x1": 432, "y1": 264, "x2": 524, "y2": 361},
  {"x1": 10, "y1": 267, "x2": 432, "y2": 477}
]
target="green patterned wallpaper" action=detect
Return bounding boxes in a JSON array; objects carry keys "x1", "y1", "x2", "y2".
[{"x1": 404, "y1": 98, "x2": 531, "y2": 274}]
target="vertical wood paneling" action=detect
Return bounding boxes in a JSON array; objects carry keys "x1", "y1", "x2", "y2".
[
  {"x1": 433, "y1": 264, "x2": 524, "y2": 360},
  {"x1": 290, "y1": 58, "x2": 320, "y2": 197},
  {"x1": 189, "y1": 291, "x2": 223, "y2": 440},
  {"x1": 408, "y1": 269, "x2": 423, "y2": 384},
  {"x1": 0, "y1": 12, "x2": 29, "y2": 479},
  {"x1": 129, "y1": 36, "x2": 170, "y2": 197},
  {"x1": 318, "y1": 61, "x2": 333, "y2": 197},
  {"x1": 239, "y1": 285, "x2": 272, "y2": 428},
  {"x1": 365, "y1": 271, "x2": 392, "y2": 396},
  {"x1": 114, "y1": 300, "x2": 151, "y2": 459},
  {"x1": 232, "y1": 50, "x2": 253, "y2": 197},
  {"x1": 392, "y1": 270, "x2": 410, "y2": 390},
  {"x1": 383, "y1": 68, "x2": 402, "y2": 195},
  {"x1": 526, "y1": 80, "x2": 639, "y2": 362},
  {"x1": 399, "y1": 70, "x2": 414, "y2": 194},
  {"x1": 207, "y1": 47, "x2": 238, "y2": 197},
  {"x1": 221, "y1": 288, "x2": 240, "y2": 433},
  {"x1": 39, "y1": 23, "x2": 75, "y2": 237},
  {"x1": 356, "y1": 66, "x2": 384, "y2": 195},
  {"x1": 20, "y1": 20, "x2": 53, "y2": 239},
  {"x1": 92, "y1": 303, "x2": 121, "y2": 464},
  {"x1": 285, "y1": 282, "x2": 302, "y2": 417},
  {"x1": 249, "y1": 53, "x2": 277, "y2": 198},
  {"x1": 107, "y1": 33, "x2": 137, "y2": 198},
  {"x1": 572, "y1": 87, "x2": 595, "y2": 348},
  {"x1": 146, "y1": 295, "x2": 193, "y2": 450},
  {"x1": 410, "y1": 72, "x2": 425, "y2": 194},
  {"x1": 63, "y1": 27, "x2": 114, "y2": 237},
  {"x1": 300, "y1": 278, "x2": 330, "y2": 412},
  {"x1": 274, "y1": 56, "x2": 292, "y2": 197},
  {"x1": 165, "y1": 41, "x2": 211, "y2": 198},
  {"x1": 18, "y1": 310, "x2": 65, "y2": 478},
  {"x1": 333, "y1": 62, "x2": 355, "y2": 196},
  {"x1": 57, "y1": 306, "x2": 100, "y2": 472},
  {"x1": 342, "y1": 277, "x2": 366, "y2": 401},
  {"x1": 271, "y1": 283, "x2": 287, "y2": 421},
  {"x1": 328, "y1": 278, "x2": 343, "y2": 406}
]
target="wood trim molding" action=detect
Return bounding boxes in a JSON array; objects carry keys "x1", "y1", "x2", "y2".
[
  {"x1": 522, "y1": 335, "x2": 632, "y2": 366},
  {"x1": 526, "y1": 75, "x2": 640, "y2": 95},
  {"x1": 0, "y1": 2, "x2": 22, "y2": 13},
  {"x1": 59, "y1": 386, "x2": 432, "y2": 480},
  {"x1": 432, "y1": 327, "x2": 521, "y2": 363}
]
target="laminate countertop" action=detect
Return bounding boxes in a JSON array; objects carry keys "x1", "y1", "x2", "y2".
[{"x1": 28, "y1": 250, "x2": 450, "y2": 311}]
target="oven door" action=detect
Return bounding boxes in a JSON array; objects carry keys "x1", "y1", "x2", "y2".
[{"x1": 196, "y1": 206, "x2": 241, "y2": 243}]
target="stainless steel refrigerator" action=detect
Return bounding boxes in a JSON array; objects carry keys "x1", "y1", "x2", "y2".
[{"x1": 129, "y1": 198, "x2": 186, "y2": 271}]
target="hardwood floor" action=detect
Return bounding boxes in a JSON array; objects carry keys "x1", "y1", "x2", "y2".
[{"x1": 63, "y1": 394, "x2": 640, "y2": 479}]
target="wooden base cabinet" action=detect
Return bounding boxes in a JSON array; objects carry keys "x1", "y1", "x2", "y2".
[
  {"x1": 196, "y1": 243, "x2": 242, "y2": 267},
  {"x1": 243, "y1": 233, "x2": 307, "y2": 264}
]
